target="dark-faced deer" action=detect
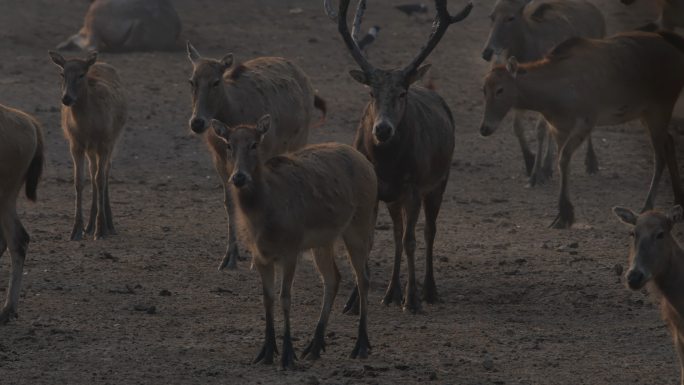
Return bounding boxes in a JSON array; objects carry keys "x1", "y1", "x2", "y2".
[
  {"x1": 211, "y1": 116, "x2": 377, "y2": 369},
  {"x1": 614, "y1": 205, "x2": 684, "y2": 385},
  {"x1": 326, "y1": 0, "x2": 472, "y2": 313},
  {"x1": 0, "y1": 104, "x2": 44, "y2": 323},
  {"x1": 482, "y1": 0, "x2": 605, "y2": 185},
  {"x1": 49, "y1": 51, "x2": 127, "y2": 240},
  {"x1": 186, "y1": 43, "x2": 326, "y2": 270},
  {"x1": 480, "y1": 31, "x2": 684, "y2": 229},
  {"x1": 57, "y1": 0, "x2": 182, "y2": 52}
]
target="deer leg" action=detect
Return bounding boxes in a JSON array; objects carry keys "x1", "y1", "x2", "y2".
[
  {"x1": 104, "y1": 156, "x2": 116, "y2": 234},
  {"x1": 422, "y1": 178, "x2": 447, "y2": 304},
  {"x1": 279, "y1": 257, "x2": 297, "y2": 369},
  {"x1": 343, "y1": 227, "x2": 371, "y2": 359},
  {"x1": 664, "y1": 131, "x2": 684, "y2": 205},
  {"x1": 69, "y1": 146, "x2": 85, "y2": 241},
  {"x1": 641, "y1": 112, "x2": 671, "y2": 212},
  {"x1": 302, "y1": 246, "x2": 340, "y2": 360},
  {"x1": 550, "y1": 120, "x2": 591, "y2": 229},
  {"x1": 382, "y1": 201, "x2": 404, "y2": 306},
  {"x1": 85, "y1": 156, "x2": 97, "y2": 235},
  {"x1": 513, "y1": 110, "x2": 535, "y2": 176},
  {"x1": 528, "y1": 117, "x2": 551, "y2": 187},
  {"x1": 253, "y1": 262, "x2": 277, "y2": 365},
  {"x1": 542, "y1": 124, "x2": 555, "y2": 180},
  {"x1": 584, "y1": 135, "x2": 599, "y2": 175},
  {"x1": 0, "y1": 209, "x2": 29, "y2": 324},
  {"x1": 93, "y1": 151, "x2": 109, "y2": 240},
  {"x1": 402, "y1": 190, "x2": 422, "y2": 314},
  {"x1": 675, "y1": 332, "x2": 684, "y2": 385},
  {"x1": 218, "y1": 170, "x2": 243, "y2": 270}
]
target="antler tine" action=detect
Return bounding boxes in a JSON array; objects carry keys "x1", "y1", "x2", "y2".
[
  {"x1": 336, "y1": 0, "x2": 375, "y2": 74},
  {"x1": 351, "y1": 0, "x2": 367, "y2": 43},
  {"x1": 324, "y1": 0, "x2": 338, "y2": 21},
  {"x1": 403, "y1": 0, "x2": 474, "y2": 75}
]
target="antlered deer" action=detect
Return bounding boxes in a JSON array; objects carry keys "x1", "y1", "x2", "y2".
[
  {"x1": 326, "y1": 0, "x2": 472, "y2": 313},
  {"x1": 49, "y1": 51, "x2": 127, "y2": 240},
  {"x1": 0, "y1": 104, "x2": 44, "y2": 323},
  {"x1": 186, "y1": 43, "x2": 325, "y2": 270},
  {"x1": 614, "y1": 205, "x2": 684, "y2": 385},
  {"x1": 57, "y1": 0, "x2": 181, "y2": 52},
  {"x1": 482, "y1": 0, "x2": 605, "y2": 185},
  {"x1": 212, "y1": 117, "x2": 377, "y2": 368},
  {"x1": 480, "y1": 31, "x2": 684, "y2": 228}
]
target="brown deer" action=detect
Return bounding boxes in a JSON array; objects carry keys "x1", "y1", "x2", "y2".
[
  {"x1": 614, "y1": 205, "x2": 684, "y2": 385},
  {"x1": 621, "y1": 0, "x2": 684, "y2": 31},
  {"x1": 0, "y1": 104, "x2": 44, "y2": 323},
  {"x1": 211, "y1": 116, "x2": 377, "y2": 368},
  {"x1": 48, "y1": 51, "x2": 127, "y2": 240},
  {"x1": 57, "y1": 0, "x2": 182, "y2": 52},
  {"x1": 482, "y1": 0, "x2": 605, "y2": 186},
  {"x1": 480, "y1": 31, "x2": 684, "y2": 229},
  {"x1": 326, "y1": 0, "x2": 471, "y2": 313},
  {"x1": 186, "y1": 43, "x2": 326, "y2": 270}
]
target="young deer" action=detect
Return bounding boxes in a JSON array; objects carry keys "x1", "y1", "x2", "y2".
[
  {"x1": 49, "y1": 51, "x2": 127, "y2": 240},
  {"x1": 0, "y1": 104, "x2": 44, "y2": 323},
  {"x1": 480, "y1": 31, "x2": 684, "y2": 229},
  {"x1": 211, "y1": 116, "x2": 377, "y2": 369},
  {"x1": 186, "y1": 43, "x2": 326, "y2": 270},
  {"x1": 326, "y1": 0, "x2": 471, "y2": 313},
  {"x1": 482, "y1": 0, "x2": 605, "y2": 185},
  {"x1": 614, "y1": 205, "x2": 684, "y2": 385}
]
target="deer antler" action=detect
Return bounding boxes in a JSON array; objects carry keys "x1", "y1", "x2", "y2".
[
  {"x1": 328, "y1": 0, "x2": 375, "y2": 74},
  {"x1": 403, "y1": 0, "x2": 473, "y2": 76}
]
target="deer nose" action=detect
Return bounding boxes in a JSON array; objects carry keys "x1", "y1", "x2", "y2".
[
  {"x1": 626, "y1": 270, "x2": 645, "y2": 290},
  {"x1": 373, "y1": 122, "x2": 394, "y2": 143},
  {"x1": 482, "y1": 47, "x2": 494, "y2": 62},
  {"x1": 190, "y1": 118, "x2": 206, "y2": 133},
  {"x1": 61, "y1": 94, "x2": 75, "y2": 106},
  {"x1": 231, "y1": 172, "x2": 248, "y2": 188}
]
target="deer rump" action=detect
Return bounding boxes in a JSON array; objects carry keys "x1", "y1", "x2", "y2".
[{"x1": 58, "y1": 0, "x2": 181, "y2": 52}]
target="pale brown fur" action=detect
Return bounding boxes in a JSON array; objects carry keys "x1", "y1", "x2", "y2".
[
  {"x1": 49, "y1": 51, "x2": 127, "y2": 240},
  {"x1": 186, "y1": 42, "x2": 324, "y2": 270},
  {"x1": 0, "y1": 104, "x2": 44, "y2": 324},
  {"x1": 483, "y1": 0, "x2": 605, "y2": 185},
  {"x1": 480, "y1": 31, "x2": 684, "y2": 229},
  {"x1": 212, "y1": 117, "x2": 377, "y2": 368},
  {"x1": 614, "y1": 206, "x2": 684, "y2": 385},
  {"x1": 57, "y1": 0, "x2": 181, "y2": 52}
]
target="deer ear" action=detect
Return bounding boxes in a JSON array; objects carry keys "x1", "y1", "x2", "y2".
[
  {"x1": 407, "y1": 64, "x2": 431, "y2": 85},
  {"x1": 85, "y1": 51, "x2": 97, "y2": 67},
  {"x1": 211, "y1": 119, "x2": 230, "y2": 142},
  {"x1": 48, "y1": 50, "x2": 66, "y2": 67},
  {"x1": 187, "y1": 41, "x2": 201, "y2": 63},
  {"x1": 220, "y1": 53, "x2": 234, "y2": 72},
  {"x1": 613, "y1": 206, "x2": 638, "y2": 226},
  {"x1": 668, "y1": 205, "x2": 684, "y2": 224},
  {"x1": 506, "y1": 56, "x2": 520, "y2": 78},
  {"x1": 256, "y1": 114, "x2": 271, "y2": 137},
  {"x1": 349, "y1": 70, "x2": 369, "y2": 85}
]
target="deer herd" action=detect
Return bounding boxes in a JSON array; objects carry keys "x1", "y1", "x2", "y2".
[{"x1": 1, "y1": 0, "x2": 684, "y2": 380}]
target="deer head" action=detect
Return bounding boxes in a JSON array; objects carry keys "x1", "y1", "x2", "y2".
[{"x1": 48, "y1": 50, "x2": 98, "y2": 106}]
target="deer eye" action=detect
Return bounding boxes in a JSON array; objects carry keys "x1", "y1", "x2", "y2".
[
  {"x1": 250, "y1": 142, "x2": 258, "y2": 151},
  {"x1": 629, "y1": 230, "x2": 635, "y2": 238},
  {"x1": 399, "y1": 91, "x2": 407, "y2": 99},
  {"x1": 369, "y1": 91, "x2": 374, "y2": 98},
  {"x1": 656, "y1": 231, "x2": 665, "y2": 239},
  {"x1": 212, "y1": 79, "x2": 221, "y2": 87},
  {"x1": 506, "y1": 16, "x2": 515, "y2": 22},
  {"x1": 188, "y1": 79, "x2": 195, "y2": 87},
  {"x1": 78, "y1": 73, "x2": 86, "y2": 79},
  {"x1": 496, "y1": 87, "x2": 504, "y2": 96}
]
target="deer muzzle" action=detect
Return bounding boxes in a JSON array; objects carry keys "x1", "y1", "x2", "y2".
[{"x1": 372, "y1": 121, "x2": 395, "y2": 144}]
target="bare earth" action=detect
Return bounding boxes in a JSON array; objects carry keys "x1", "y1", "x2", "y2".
[{"x1": 0, "y1": 0, "x2": 679, "y2": 384}]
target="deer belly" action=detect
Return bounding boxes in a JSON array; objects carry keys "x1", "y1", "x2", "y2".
[{"x1": 596, "y1": 103, "x2": 644, "y2": 126}]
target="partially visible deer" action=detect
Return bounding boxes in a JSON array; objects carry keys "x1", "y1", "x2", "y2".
[
  {"x1": 480, "y1": 31, "x2": 684, "y2": 228},
  {"x1": 48, "y1": 51, "x2": 127, "y2": 240},
  {"x1": 57, "y1": 0, "x2": 181, "y2": 52},
  {"x1": 0, "y1": 104, "x2": 44, "y2": 323},
  {"x1": 614, "y1": 205, "x2": 684, "y2": 385},
  {"x1": 621, "y1": 0, "x2": 684, "y2": 30},
  {"x1": 326, "y1": 0, "x2": 471, "y2": 313},
  {"x1": 482, "y1": 0, "x2": 605, "y2": 185},
  {"x1": 211, "y1": 117, "x2": 377, "y2": 368},
  {"x1": 186, "y1": 43, "x2": 326, "y2": 270}
]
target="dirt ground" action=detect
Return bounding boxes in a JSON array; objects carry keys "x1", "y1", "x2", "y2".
[{"x1": 0, "y1": 0, "x2": 681, "y2": 384}]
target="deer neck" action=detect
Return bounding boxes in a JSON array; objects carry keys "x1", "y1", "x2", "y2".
[
  {"x1": 70, "y1": 85, "x2": 91, "y2": 113},
  {"x1": 513, "y1": 70, "x2": 558, "y2": 116},
  {"x1": 656, "y1": 241, "x2": 684, "y2": 317},
  {"x1": 231, "y1": 165, "x2": 266, "y2": 219}
]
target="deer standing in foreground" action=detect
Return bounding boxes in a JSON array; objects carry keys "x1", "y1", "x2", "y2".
[
  {"x1": 212, "y1": 116, "x2": 377, "y2": 368},
  {"x1": 482, "y1": 0, "x2": 605, "y2": 186},
  {"x1": 186, "y1": 43, "x2": 326, "y2": 270},
  {"x1": 49, "y1": 51, "x2": 127, "y2": 240},
  {"x1": 614, "y1": 205, "x2": 684, "y2": 385},
  {"x1": 0, "y1": 104, "x2": 44, "y2": 323},
  {"x1": 326, "y1": 0, "x2": 471, "y2": 313},
  {"x1": 480, "y1": 31, "x2": 684, "y2": 229}
]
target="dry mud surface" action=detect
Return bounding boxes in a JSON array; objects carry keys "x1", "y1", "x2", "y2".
[{"x1": 0, "y1": 0, "x2": 679, "y2": 384}]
